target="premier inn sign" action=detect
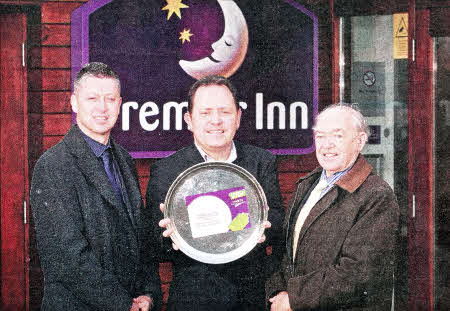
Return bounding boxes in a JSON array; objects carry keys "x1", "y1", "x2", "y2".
[{"x1": 71, "y1": 0, "x2": 318, "y2": 158}]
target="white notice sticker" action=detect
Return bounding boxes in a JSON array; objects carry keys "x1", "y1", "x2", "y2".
[{"x1": 187, "y1": 195, "x2": 232, "y2": 239}]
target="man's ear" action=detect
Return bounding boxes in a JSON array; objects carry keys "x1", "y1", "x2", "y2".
[
  {"x1": 236, "y1": 108, "x2": 242, "y2": 129},
  {"x1": 115, "y1": 97, "x2": 122, "y2": 114},
  {"x1": 70, "y1": 94, "x2": 78, "y2": 113},
  {"x1": 357, "y1": 132, "x2": 368, "y2": 152},
  {"x1": 184, "y1": 112, "x2": 192, "y2": 131}
]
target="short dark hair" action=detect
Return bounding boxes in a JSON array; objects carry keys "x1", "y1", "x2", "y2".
[
  {"x1": 187, "y1": 75, "x2": 239, "y2": 113},
  {"x1": 73, "y1": 62, "x2": 121, "y2": 93}
]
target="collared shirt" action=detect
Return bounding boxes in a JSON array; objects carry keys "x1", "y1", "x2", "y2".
[
  {"x1": 80, "y1": 131, "x2": 111, "y2": 159},
  {"x1": 317, "y1": 165, "x2": 353, "y2": 199},
  {"x1": 291, "y1": 164, "x2": 354, "y2": 262},
  {"x1": 80, "y1": 131, "x2": 130, "y2": 208},
  {"x1": 194, "y1": 140, "x2": 237, "y2": 163}
]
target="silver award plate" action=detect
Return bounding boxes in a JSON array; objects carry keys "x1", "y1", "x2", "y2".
[{"x1": 164, "y1": 162, "x2": 268, "y2": 264}]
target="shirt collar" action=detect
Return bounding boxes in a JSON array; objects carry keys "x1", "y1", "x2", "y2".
[
  {"x1": 80, "y1": 130, "x2": 111, "y2": 157},
  {"x1": 194, "y1": 141, "x2": 237, "y2": 163},
  {"x1": 320, "y1": 163, "x2": 353, "y2": 186}
]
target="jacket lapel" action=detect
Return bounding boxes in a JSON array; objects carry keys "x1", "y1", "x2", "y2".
[
  {"x1": 296, "y1": 188, "x2": 339, "y2": 248},
  {"x1": 184, "y1": 144, "x2": 206, "y2": 165},
  {"x1": 286, "y1": 171, "x2": 319, "y2": 261},
  {"x1": 291, "y1": 155, "x2": 374, "y2": 259},
  {"x1": 63, "y1": 126, "x2": 123, "y2": 210}
]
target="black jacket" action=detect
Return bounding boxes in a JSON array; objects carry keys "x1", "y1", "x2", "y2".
[
  {"x1": 31, "y1": 125, "x2": 162, "y2": 310},
  {"x1": 144, "y1": 142, "x2": 284, "y2": 309}
]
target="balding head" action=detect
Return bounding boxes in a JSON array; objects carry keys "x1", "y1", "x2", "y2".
[{"x1": 313, "y1": 104, "x2": 369, "y2": 176}]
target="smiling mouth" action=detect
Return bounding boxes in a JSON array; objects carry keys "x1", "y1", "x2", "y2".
[{"x1": 208, "y1": 55, "x2": 220, "y2": 63}]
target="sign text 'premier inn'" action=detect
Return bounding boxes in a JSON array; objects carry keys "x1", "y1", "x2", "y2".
[{"x1": 71, "y1": 0, "x2": 318, "y2": 158}]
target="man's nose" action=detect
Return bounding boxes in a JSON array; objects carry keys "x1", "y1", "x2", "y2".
[
  {"x1": 97, "y1": 97, "x2": 108, "y2": 111},
  {"x1": 209, "y1": 111, "x2": 222, "y2": 124},
  {"x1": 323, "y1": 136, "x2": 336, "y2": 148}
]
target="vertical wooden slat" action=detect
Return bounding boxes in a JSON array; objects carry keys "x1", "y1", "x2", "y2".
[
  {"x1": 22, "y1": 12, "x2": 30, "y2": 311},
  {"x1": 0, "y1": 12, "x2": 28, "y2": 310},
  {"x1": 408, "y1": 3, "x2": 434, "y2": 310},
  {"x1": 330, "y1": 0, "x2": 340, "y2": 104}
]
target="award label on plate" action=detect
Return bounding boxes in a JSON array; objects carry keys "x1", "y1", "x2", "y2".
[
  {"x1": 164, "y1": 162, "x2": 268, "y2": 264},
  {"x1": 186, "y1": 186, "x2": 252, "y2": 239}
]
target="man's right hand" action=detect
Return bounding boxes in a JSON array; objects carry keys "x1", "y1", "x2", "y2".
[
  {"x1": 269, "y1": 291, "x2": 292, "y2": 311},
  {"x1": 158, "y1": 203, "x2": 180, "y2": 250}
]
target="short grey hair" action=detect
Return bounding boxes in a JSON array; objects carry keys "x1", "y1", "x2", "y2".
[
  {"x1": 73, "y1": 62, "x2": 121, "y2": 94},
  {"x1": 313, "y1": 104, "x2": 370, "y2": 141}
]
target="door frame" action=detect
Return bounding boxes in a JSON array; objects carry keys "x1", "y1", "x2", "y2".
[
  {"x1": 331, "y1": 0, "x2": 435, "y2": 309},
  {"x1": 0, "y1": 9, "x2": 30, "y2": 310}
]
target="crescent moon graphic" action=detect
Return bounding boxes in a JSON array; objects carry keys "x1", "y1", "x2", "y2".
[{"x1": 179, "y1": 0, "x2": 249, "y2": 80}]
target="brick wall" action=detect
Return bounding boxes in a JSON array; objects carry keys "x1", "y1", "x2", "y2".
[{"x1": 21, "y1": 0, "x2": 333, "y2": 309}]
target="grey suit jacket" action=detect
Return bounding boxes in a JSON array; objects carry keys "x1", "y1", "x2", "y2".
[{"x1": 31, "y1": 125, "x2": 161, "y2": 310}]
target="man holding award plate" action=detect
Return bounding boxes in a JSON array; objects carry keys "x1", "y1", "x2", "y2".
[{"x1": 144, "y1": 75, "x2": 284, "y2": 310}]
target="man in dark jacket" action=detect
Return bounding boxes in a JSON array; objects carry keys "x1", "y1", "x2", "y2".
[
  {"x1": 266, "y1": 105, "x2": 399, "y2": 310},
  {"x1": 31, "y1": 62, "x2": 161, "y2": 310},
  {"x1": 145, "y1": 75, "x2": 284, "y2": 310}
]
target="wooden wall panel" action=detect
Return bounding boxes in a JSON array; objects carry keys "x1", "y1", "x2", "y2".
[
  {"x1": 28, "y1": 114, "x2": 70, "y2": 138},
  {"x1": 41, "y1": 2, "x2": 83, "y2": 24},
  {"x1": 28, "y1": 46, "x2": 41, "y2": 68},
  {"x1": 42, "y1": 46, "x2": 70, "y2": 68},
  {"x1": 42, "y1": 69, "x2": 70, "y2": 90},
  {"x1": 42, "y1": 114, "x2": 71, "y2": 135},
  {"x1": 42, "y1": 24, "x2": 70, "y2": 46},
  {"x1": 0, "y1": 12, "x2": 28, "y2": 310},
  {"x1": 28, "y1": 69, "x2": 71, "y2": 91},
  {"x1": 42, "y1": 91, "x2": 71, "y2": 113},
  {"x1": 138, "y1": 176, "x2": 149, "y2": 198},
  {"x1": 136, "y1": 159, "x2": 153, "y2": 178},
  {"x1": 159, "y1": 262, "x2": 172, "y2": 307}
]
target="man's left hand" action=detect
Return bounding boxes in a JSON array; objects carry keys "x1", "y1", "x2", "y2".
[{"x1": 269, "y1": 291, "x2": 292, "y2": 311}]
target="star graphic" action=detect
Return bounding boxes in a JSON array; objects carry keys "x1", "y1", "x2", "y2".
[
  {"x1": 162, "y1": 0, "x2": 189, "y2": 20},
  {"x1": 179, "y1": 28, "x2": 193, "y2": 44}
]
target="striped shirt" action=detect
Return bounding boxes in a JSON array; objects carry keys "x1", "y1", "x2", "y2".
[{"x1": 318, "y1": 165, "x2": 353, "y2": 199}]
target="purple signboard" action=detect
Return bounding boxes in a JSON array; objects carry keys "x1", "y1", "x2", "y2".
[{"x1": 71, "y1": 0, "x2": 318, "y2": 158}]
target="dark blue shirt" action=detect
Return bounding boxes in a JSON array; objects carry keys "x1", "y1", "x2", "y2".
[{"x1": 80, "y1": 131, "x2": 132, "y2": 214}]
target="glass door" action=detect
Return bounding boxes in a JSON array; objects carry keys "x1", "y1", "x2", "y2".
[{"x1": 340, "y1": 13, "x2": 410, "y2": 309}]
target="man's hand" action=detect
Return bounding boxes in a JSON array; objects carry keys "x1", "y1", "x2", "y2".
[
  {"x1": 269, "y1": 291, "x2": 292, "y2": 311},
  {"x1": 160, "y1": 204, "x2": 271, "y2": 247},
  {"x1": 258, "y1": 220, "x2": 271, "y2": 243},
  {"x1": 258, "y1": 204, "x2": 271, "y2": 243},
  {"x1": 158, "y1": 203, "x2": 180, "y2": 250},
  {"x1": 130, "y1": 295, "x2": 152, "y2": 311}
]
